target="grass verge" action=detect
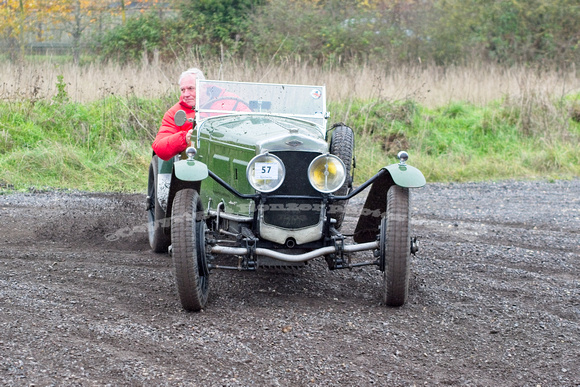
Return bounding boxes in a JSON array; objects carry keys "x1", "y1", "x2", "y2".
[
  {"x1": 332, "y1": 94, "x2": 580, "y2": 185},
  {"x1": 1, "y1": 93, "x2": 579, "y2": 193}
]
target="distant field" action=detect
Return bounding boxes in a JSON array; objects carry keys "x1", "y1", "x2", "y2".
[{"x1": 2, "y1": 60, "x2": 579, "y2": 108}]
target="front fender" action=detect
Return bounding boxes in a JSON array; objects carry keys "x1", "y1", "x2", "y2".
[
  {"x1": 385, "y1": 163, "x2": 426, "y2": 188},
  {"x1": 353, "y1": 163, "x2": 425, "y2": 243},
  {"x1": 174, "y1": 159, "x2": 209, "y2": 182}
]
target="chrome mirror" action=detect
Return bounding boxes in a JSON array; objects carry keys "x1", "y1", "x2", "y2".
[{"x1": 174, "y1": 110, "x2": 187, "y2": 126}]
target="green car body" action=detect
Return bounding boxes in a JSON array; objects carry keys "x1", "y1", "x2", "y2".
[{"x1": 147, "y1": 80, "x2": 426, "y2": 312}]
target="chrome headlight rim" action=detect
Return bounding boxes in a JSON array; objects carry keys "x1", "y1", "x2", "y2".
[
  {"x1": 246, "y1": 152, "x2": 286, "y2": 193},
  {"x1": 307, "y1": 153, "x2": 347, "y2": 194}
]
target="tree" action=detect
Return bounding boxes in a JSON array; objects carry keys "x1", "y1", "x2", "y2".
[
  {"x1": 428, "y1": 0, "x2": 580, "y2": 65},
  {"x1": 0, "y1": 0, "x2": 163, "y2": 62},
  {"x1": 177, "y1": 0, "x2": 265, "y2": 57},
  {"x1": 0, "y1": 0, "x2": 33, "y2": 60}
]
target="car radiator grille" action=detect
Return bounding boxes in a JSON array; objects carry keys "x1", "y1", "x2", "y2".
[{"x1": 263, "y1": 151, "x2": 323, "y2": 229}]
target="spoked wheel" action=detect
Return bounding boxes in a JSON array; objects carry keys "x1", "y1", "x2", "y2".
[
  {"x1": 329, "y1": 124, "x2": 355, "y2": 230},
  {"x1": 147, "y1": 156, "x2": 171, "y2": 253},
  {"x1": 171, "y1": 189, "x2": 209, "y2": 312},
  {"x1": 380, "y1": 185, "x2": 411, "y2": 307}
]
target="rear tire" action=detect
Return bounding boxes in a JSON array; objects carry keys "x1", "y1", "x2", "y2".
[
  {"x1": 381, "y1": 185, "x2": 410, "y2": 307},
  {"x1": 171, "y1": 189, "x2": 209, "y2": 312},
  {"x1": 329, "y1": 124, "x2": 355, "y2": 230},
  {"x1": 147, "y1": 156, "x2": 171, "y2": 253}
]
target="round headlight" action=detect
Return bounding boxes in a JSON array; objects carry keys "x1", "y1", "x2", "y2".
[
  {"x1": 308, "y1": 154, "x2": 346, "y2": 193},
  {"x1": 246, "y1": 153, "x2": 286, "y2": 193}
]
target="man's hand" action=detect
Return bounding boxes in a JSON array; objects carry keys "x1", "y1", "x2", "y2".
[{"x1": 186, "y1": 129, "x2": 194, "y2": 146}]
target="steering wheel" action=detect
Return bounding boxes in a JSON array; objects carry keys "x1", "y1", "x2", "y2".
[{"x1": 200, "y1": 96, "x2": 251, "y2": 112}]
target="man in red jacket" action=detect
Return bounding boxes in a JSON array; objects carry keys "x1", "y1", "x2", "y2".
[{"x1": 152, "y1": 68, "x2": 205, "y2": 161}]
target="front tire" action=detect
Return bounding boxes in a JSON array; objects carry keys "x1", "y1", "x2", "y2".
[
  {"x1": 171, "y1": 189, "x2": 209, "y2": 312},
  {"x1": 147, "y1": 156, "x2": 171, "y2": 253},
  {"x1": 329, "y1": 124, "x2": 355, "y2": 230},
  {"x1": 381, "y1": 185, "x2": 411, "y2": 307}
]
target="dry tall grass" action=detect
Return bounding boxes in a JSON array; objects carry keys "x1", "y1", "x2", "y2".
[{"x1": 1, "y1": 59, "x2": 578, "y2": 107}]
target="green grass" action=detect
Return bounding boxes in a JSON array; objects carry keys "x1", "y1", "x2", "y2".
[
  {"x1": 332, "y1": 94, "x2": 580, "y2": 185},
  {"x1": 1, "y1": 93, "x2": 579, "y2": 193},
  {"x1": 0, "y1": 96, "x2": 171, "y2": 192}
]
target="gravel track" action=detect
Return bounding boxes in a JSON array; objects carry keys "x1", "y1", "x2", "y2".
[{"x1": 1, "y1": 180, "x2": 579, "y2": 386}]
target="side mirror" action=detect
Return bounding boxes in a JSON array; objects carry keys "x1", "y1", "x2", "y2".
[{"x1": 174, "y1": 110, "x2": 187, "y2": 126}]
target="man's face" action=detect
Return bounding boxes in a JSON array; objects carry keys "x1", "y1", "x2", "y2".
[{"x1": 180, "y1": 75, "x2": 197, "y2": 107}]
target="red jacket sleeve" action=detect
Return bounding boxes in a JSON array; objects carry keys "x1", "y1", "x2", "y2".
[{"x1": 152, "y1": 102, "x2": 194, "y2": 161}]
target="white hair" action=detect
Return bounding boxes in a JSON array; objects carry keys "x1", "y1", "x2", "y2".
[{"x1": 178, "y1": 67, "x2": 205, "y2": 84}]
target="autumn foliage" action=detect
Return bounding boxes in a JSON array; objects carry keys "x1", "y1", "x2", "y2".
[{"x1": 0, "y1": 0, "x2": 160, "y2": 61}]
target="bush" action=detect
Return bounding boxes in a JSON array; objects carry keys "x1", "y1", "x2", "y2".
[
  {"x1": 90, "y1": 0, "x2": 580, "y2": 67},
  {"x1": 178, "y1": 0, "x2": 264, "y2": 57},
  {"x1": 98, "y1": 13, "x2": 182, "y2": 63},
  {"x1": 244, "y1": 0, "x2": 416, "y2": 64}
]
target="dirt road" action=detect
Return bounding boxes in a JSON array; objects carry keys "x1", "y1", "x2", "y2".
[{"x1": 1, "y1": 180, "x2": 579, "y2": 386}]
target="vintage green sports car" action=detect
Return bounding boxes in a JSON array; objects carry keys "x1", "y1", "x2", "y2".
[{"x1": 147, "y1": 80, "x2": 426, "y2": 311}]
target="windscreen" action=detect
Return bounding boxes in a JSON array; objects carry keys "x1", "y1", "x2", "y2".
[{"x1": 196, "y1": 80, "x2": 327, "y2": 130}]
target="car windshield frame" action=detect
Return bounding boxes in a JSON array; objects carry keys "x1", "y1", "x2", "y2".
[{"x1": 195, "y1": 80, "x2": 328, "y2": 132}]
